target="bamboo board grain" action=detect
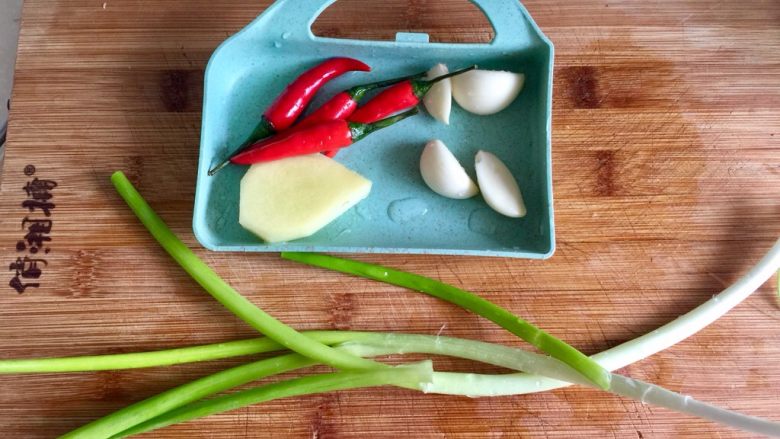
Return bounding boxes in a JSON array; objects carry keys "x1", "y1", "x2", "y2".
[{"x1": 1, "y1": 0, "x2": 779, "y2": 437}]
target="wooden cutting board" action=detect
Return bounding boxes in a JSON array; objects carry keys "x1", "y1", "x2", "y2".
[{"x1": 1, "y1": 1, "x2": 779, "y2": 437}]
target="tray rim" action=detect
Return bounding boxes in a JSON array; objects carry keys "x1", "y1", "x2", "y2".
[{"x1": 192, "y1": 0, "x2": 556, "y2": 259}]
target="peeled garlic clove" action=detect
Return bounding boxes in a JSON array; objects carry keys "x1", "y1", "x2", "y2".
[
  {"x1": 474, "y1": 150, "x2": 526, "y2": 218},
  {"x1": 452, "y1": 70, "x2": 525, "y2": 115},
  {"x1": 420, "y1": 139, "x2": 479, "y2": 199},
  {"x1": 422, "y1": 63, "x2": 451, "y2": 125}
]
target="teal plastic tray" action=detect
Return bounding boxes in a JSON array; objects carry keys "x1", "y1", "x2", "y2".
[{"x1": 193, "y1": 0, "x2": 555, "y2": 258}]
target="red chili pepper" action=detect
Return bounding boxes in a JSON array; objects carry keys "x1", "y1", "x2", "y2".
[
  {"x1": 348, "y1": 65, "x2": 476, "y2": 124},
  {"x1": 296, "y1": 73, "x2": 422, "y2": 129},
  {"x1": 264, "y1": 57, "x2": 370, "y2": 130},
  {"x1": 231, "y1": 108, "x2": 419, "y2": 165},
  {"x1": 303, "y1": 88, "x2": 368, "y2": 159},
  {"x1": 295, "y1": 72, "x2": 424, "y2": 157},
  {"x1": 208, "y1": 57, "x2": 370, "y2": 176}
]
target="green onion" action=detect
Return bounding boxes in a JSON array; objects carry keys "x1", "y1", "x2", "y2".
[
  {"x1": 0, "y1": 338, "x2": 279, "y2": 373},
  {"x1": 111, "y1": 361, "x2": 433, "y2": 438},
  {"x1": 110, "y1": 171, "x2": 381, "y2": 372},
  {"x1": 282, "y1": 240, "x2": 780, "y2": 393},
  {"x1": 60, "y1": 353, "x2": 316, "y2": 438},
  {"x1": 589, "y1": 238, "x2": 780, "y2": 373},
  {"x1": 89, "y1": 173, "x2": 780, "y2": 437},
  {"x1": 356, "y1": 335, "x2": 780, "y2": 437},
  {"x1": 0, "y1": 331, "x2": 355, "y2": 374},
  {"x1": 59, "y1": 335, "x2": 429, "y2": 439},
  {"x1": 72, "y1": 333, "x2": 780, "y2": 438},
  {"x1": 111, "y1": 169, "x2": 780, "y2": 405},
  {"x1": 281, "y1": 252, "x2": 611, "y2": 390}
]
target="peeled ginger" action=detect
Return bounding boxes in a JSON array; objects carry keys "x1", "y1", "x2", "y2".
[{"x1": 239, "y1": 154, "x2": 372, "y2": 243}]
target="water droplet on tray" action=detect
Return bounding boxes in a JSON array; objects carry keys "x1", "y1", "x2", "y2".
[
  {"x1": 468, "y1": 208, "x2": 497, "y2": 235},
  {"x1": 281, "y1": 32, "x2": 291, "y2": 39},
  {"x1": 356, "y1": 204, "x2": 372, "y2": 220},
  {"x1": 273, "y1": 41, "x2": 282, "y2": 48},
  {"x1": 387, "y1": 198, "x2": 428, "y2": 224}
]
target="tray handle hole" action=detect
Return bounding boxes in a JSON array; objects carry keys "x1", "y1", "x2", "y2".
[{"x1": 311, "y1": 0, "x2": 495, "y2": 44}]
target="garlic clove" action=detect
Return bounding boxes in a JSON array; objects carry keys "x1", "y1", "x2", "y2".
[
  {"x1": 474, "y1": 150, "x2": 526, "y2": 218},
  {"x1": 422, "y1": 63, "x2": 452, "y2": 125},
  {"x1": 420, "y1": 139, "x2": 479, "y2": 199},
  {"x1": 452, "y1": 70, "x2": 525, "y2": 116}
]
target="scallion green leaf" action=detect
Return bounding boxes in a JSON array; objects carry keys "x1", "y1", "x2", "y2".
[
  {"x1": 281, "y1": 251, "x2": 611, "y2": 390},
  {"x1": 60, "y1": 353, "x2": 315, "y2": 438},
  {"x1": 110, "y1": 361, "x2": 433, "y2": 438},
  {"x1": 110, "y1": 171, "x2": 382, "y2": 373}
]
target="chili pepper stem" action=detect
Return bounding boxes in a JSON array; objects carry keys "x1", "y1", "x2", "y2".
[
  {"x1": 208, "y1": 118, "x2": 274, "y2": 176},
  {"x1": 246, "y1": 117, "x2": 275, "y2": 145},
  {"x1": 348, "y1": 107, "x2": 419, "y2": 142},
  {"x1": 428, "y1": 64, "x2": 477, "y2": 85},
  {"x1": 411, "y1": 64, "x2": 477, "y2": 98},
  {"x1": 207, "y1": 159, "x2": 231, "y2": 176}
]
